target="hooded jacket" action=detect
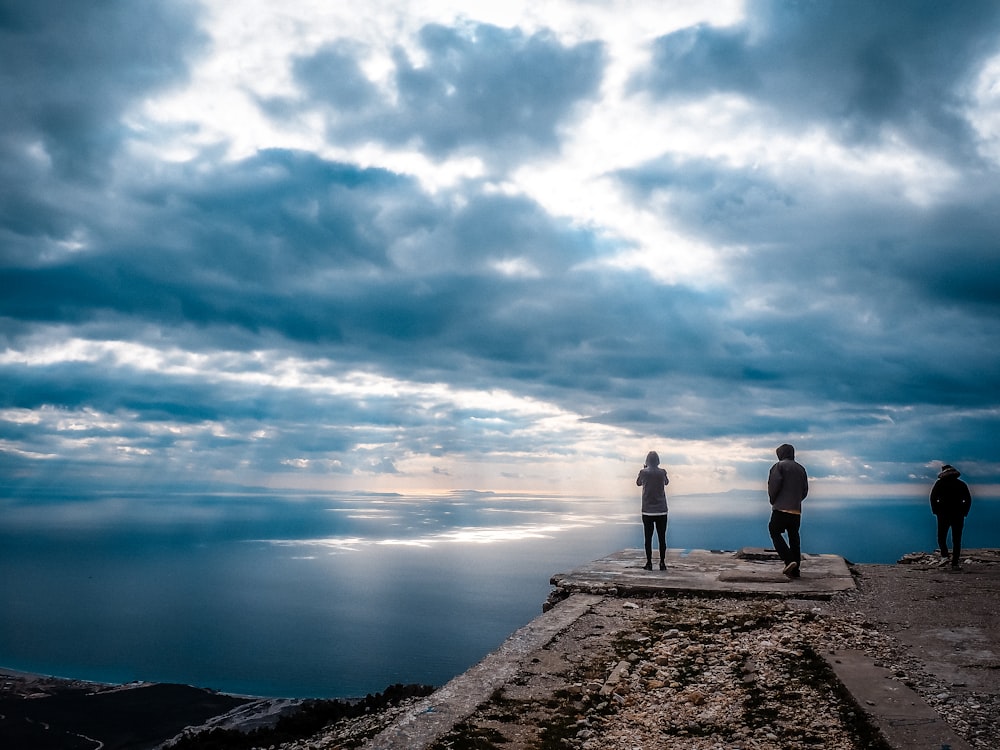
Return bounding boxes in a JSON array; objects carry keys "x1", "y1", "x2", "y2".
[
  {"x1": 930, "y1": 465, "x2": 972, "y2": 518},
  {"x1": 636, "y1": 452, "x2": 669, "y2": 515},
  {"x1": 768, "y1": 443, "x2": 808, "y2": 513}
]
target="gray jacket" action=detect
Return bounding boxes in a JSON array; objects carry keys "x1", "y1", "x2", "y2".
[
  {"x1": 768, "y1": 444, "x2": 808, "y2": 512},
  {"x1": 636, "y1": 466, "x2": 669, "y2": 515}
]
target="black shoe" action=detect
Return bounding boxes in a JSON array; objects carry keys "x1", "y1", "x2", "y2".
[
  {"x1": 782, "y1": 561, "x2": 799, "y2": 576},
  {"x1": 659, "y1": 561, "x2": 667, "y2": 570},
  {"x1": 643, "y1": 562, "x2": 652, "y2": 571}
]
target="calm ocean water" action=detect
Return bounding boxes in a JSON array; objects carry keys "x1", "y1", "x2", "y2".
[{"x1": 1, "y1": 489, "x2": 997, "y2": 698}]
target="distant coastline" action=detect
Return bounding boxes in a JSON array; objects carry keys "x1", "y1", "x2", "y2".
[{"x1": 0, "y1": 666, "x2": 433, "y2": 749}]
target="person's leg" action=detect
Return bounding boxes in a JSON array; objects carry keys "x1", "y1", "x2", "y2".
[
  {"x1": 951, "y1": 516, "x2": 965, "y2": 568},
  {"x1": 786, "y1": 513, "x2": 801, "y2": 569},
  {"x1": 768, "y1": 511, "x2": 791, "y2": 563},
  {"x1": 642, "y1": 516, "x2": 654, "y2": 569},
  {"x1": 655, "y1": 515, "x2": 667, "y2": 568},
  {"x1": 937, "y1": 515, "x2": 950, "y2": 558}
]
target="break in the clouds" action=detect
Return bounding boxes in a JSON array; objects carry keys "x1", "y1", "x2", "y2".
[{"x1": 2, "y1": 0, "x2": 1000, "y2": 504}]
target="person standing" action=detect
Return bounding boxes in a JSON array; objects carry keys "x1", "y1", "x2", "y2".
[
  {"x1": 767, "y1": 443, "x2": 808, "y2": 578},
  {"x1": 929, "y1": 464, "x2": 972, "y2": 570},
  {"x1": 636, "y1": 451, "x2": 669, "y2": 571}
]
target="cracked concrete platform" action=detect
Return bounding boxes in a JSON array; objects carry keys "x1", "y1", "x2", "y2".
[
  {"x1": 549, "y1": 547, "x2": 856, "y2": 598},
  {"x1": 364, "y1": 548, "x2": 999, "y2": 750},
  {"x1": 364, "y1": 547, "x2": 856, "y2": 749}
]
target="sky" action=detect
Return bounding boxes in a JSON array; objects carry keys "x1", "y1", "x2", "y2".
[{"x1": 3, "y1": 0, "x2": 1000, "y2": 505}]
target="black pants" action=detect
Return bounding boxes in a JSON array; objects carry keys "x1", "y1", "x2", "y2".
[
  {"x1": 768, "y1": 510, "x2": 801, "y2": 568},
  {"x1": 937, "y1": 514, "x2": 965, "y2": 566},
  {"x1": 643, "y1": 514, "x2": 667, "y2": 562}
]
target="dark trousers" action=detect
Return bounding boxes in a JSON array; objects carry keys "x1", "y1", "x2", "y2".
[
  {"x1": 937, "y1": 515, "x2": 965, "y2": 566},
  {"x1": 768, "y1": 510, "x2": 801, "y2": 567},
  {"x1": 643, "y1": 514, "x2": 667, "y2": 562}
]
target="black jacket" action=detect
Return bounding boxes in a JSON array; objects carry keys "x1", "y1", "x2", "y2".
[{"x1": 929, "y1": 467, "x2": 972, "y2": 518}]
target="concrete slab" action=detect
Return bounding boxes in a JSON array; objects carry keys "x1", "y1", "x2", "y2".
[
  {"x1": 824, "y1": 649, "x2": 974, "y2": 750},
  {"x1": 364, "y1": 550, "x2": 998, "y2": 750},
  {"x1": 550, "y1": 547, "x2": 855, "y2": 599},
  {"x1": 363, "y1": 593, "x2": 604, "y2": 750}
]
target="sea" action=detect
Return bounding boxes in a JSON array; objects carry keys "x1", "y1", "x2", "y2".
[{"x1": 1, "y1": 488, "x2": 997, "y2": 699}]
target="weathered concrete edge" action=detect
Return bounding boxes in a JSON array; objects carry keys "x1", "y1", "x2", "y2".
[
  {"x1": 822, "y1": 649, "x2": 974, "y2": 750},
  {"x1": 362, "y1": 593, "x2": 605, "y2": 750},
  {"x1": 546, "y1": 548, "x2": 856, "y2": 603}
]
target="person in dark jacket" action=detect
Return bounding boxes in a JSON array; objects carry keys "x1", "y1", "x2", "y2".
[
  {"x1": 636, "y1": 450, "x2": 669, "y2": 571},
  {"x1": 929, "y1": 464, "x2": 972, "y2": 570},
  {"x1": 767, "y1": 443, "x2": 808, "y2": 578}
]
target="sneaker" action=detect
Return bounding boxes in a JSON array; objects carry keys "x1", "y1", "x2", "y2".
[
  {"x1": 643, "y1": 562, "x2": 652, "y2": 571},
  {"x1": 659, "y1": 561, "x2": 667, "y2": 570},
  {"x1": 782, "y1": 561, "x2": 799, "y2": 576}
]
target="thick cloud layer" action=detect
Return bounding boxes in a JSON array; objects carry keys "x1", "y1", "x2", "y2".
[
  {"x1": 289, "y1": 23, "x2": 605, "y2": 165},
  {"x1": 2, "y1": 0, "x2": 999, "y2": 502}
]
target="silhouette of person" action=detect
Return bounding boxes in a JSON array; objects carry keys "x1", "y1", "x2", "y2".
[
  {"x1": 636, "y1": 450, "x2": 669, "y2": 570},
  {"x1": 929, "y1": 463, "x2": 972, "y2": 570},
  {"x1": 767, "y1": 443, "x2": 808, "y2": 578}
]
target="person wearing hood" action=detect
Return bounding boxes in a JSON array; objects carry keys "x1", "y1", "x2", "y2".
[
  {"x1": 929, "y1": 464, "x2": 973, "y2": 570},
  {"x1": 767, "y1": 443, "x2": 808, "y2": 578},
  {"x1": 636, "y1": 450, "x2": 669, "y2": 571}
]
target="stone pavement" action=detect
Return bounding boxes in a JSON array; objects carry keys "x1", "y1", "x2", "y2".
[
  {"x1": 359, "y1": 593, "x2": 605, "y2": 750},
  {"x1": 826, "y1": 649, "x2": 973, "y2": 750},
  {"x1": 363, "y1": 548, "x2": 997, "y2": 750}
]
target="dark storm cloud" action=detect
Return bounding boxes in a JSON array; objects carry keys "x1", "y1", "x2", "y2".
[
  {"x1": 635, "y1": 0, "x2": 1000, "y2": 161},
  {"x1": 617, "y1": 152, "x2": 1000, "y2": 312},
  {"x1": 288, "y1": 22, "x2": 606, "y2": 165},
  {"x1": 0, "y1": 0, "x2": 206, "y2": 183},
  {"x1": 1, "y1": 145, "x2": 614, "y2": 373},
  {"x1": 616, "y1": 151, "x2": 1000, "y2": 425}
]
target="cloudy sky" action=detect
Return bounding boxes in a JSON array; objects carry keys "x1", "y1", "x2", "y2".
[{"x1": 3, "y1": 0, "x2": 1000, "y2": 504}]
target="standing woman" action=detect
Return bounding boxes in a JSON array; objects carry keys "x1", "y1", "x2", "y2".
[{"x1": 636, "y1": 451, "x2": 669, "y2": 570}]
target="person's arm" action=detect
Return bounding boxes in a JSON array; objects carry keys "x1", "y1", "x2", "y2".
[
  {"x1": 636, "y1": 469, "x2": 645, "y2": 487},
  {"x1": 767, "y1": 464, "x2": 781, "y2": 504}
]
